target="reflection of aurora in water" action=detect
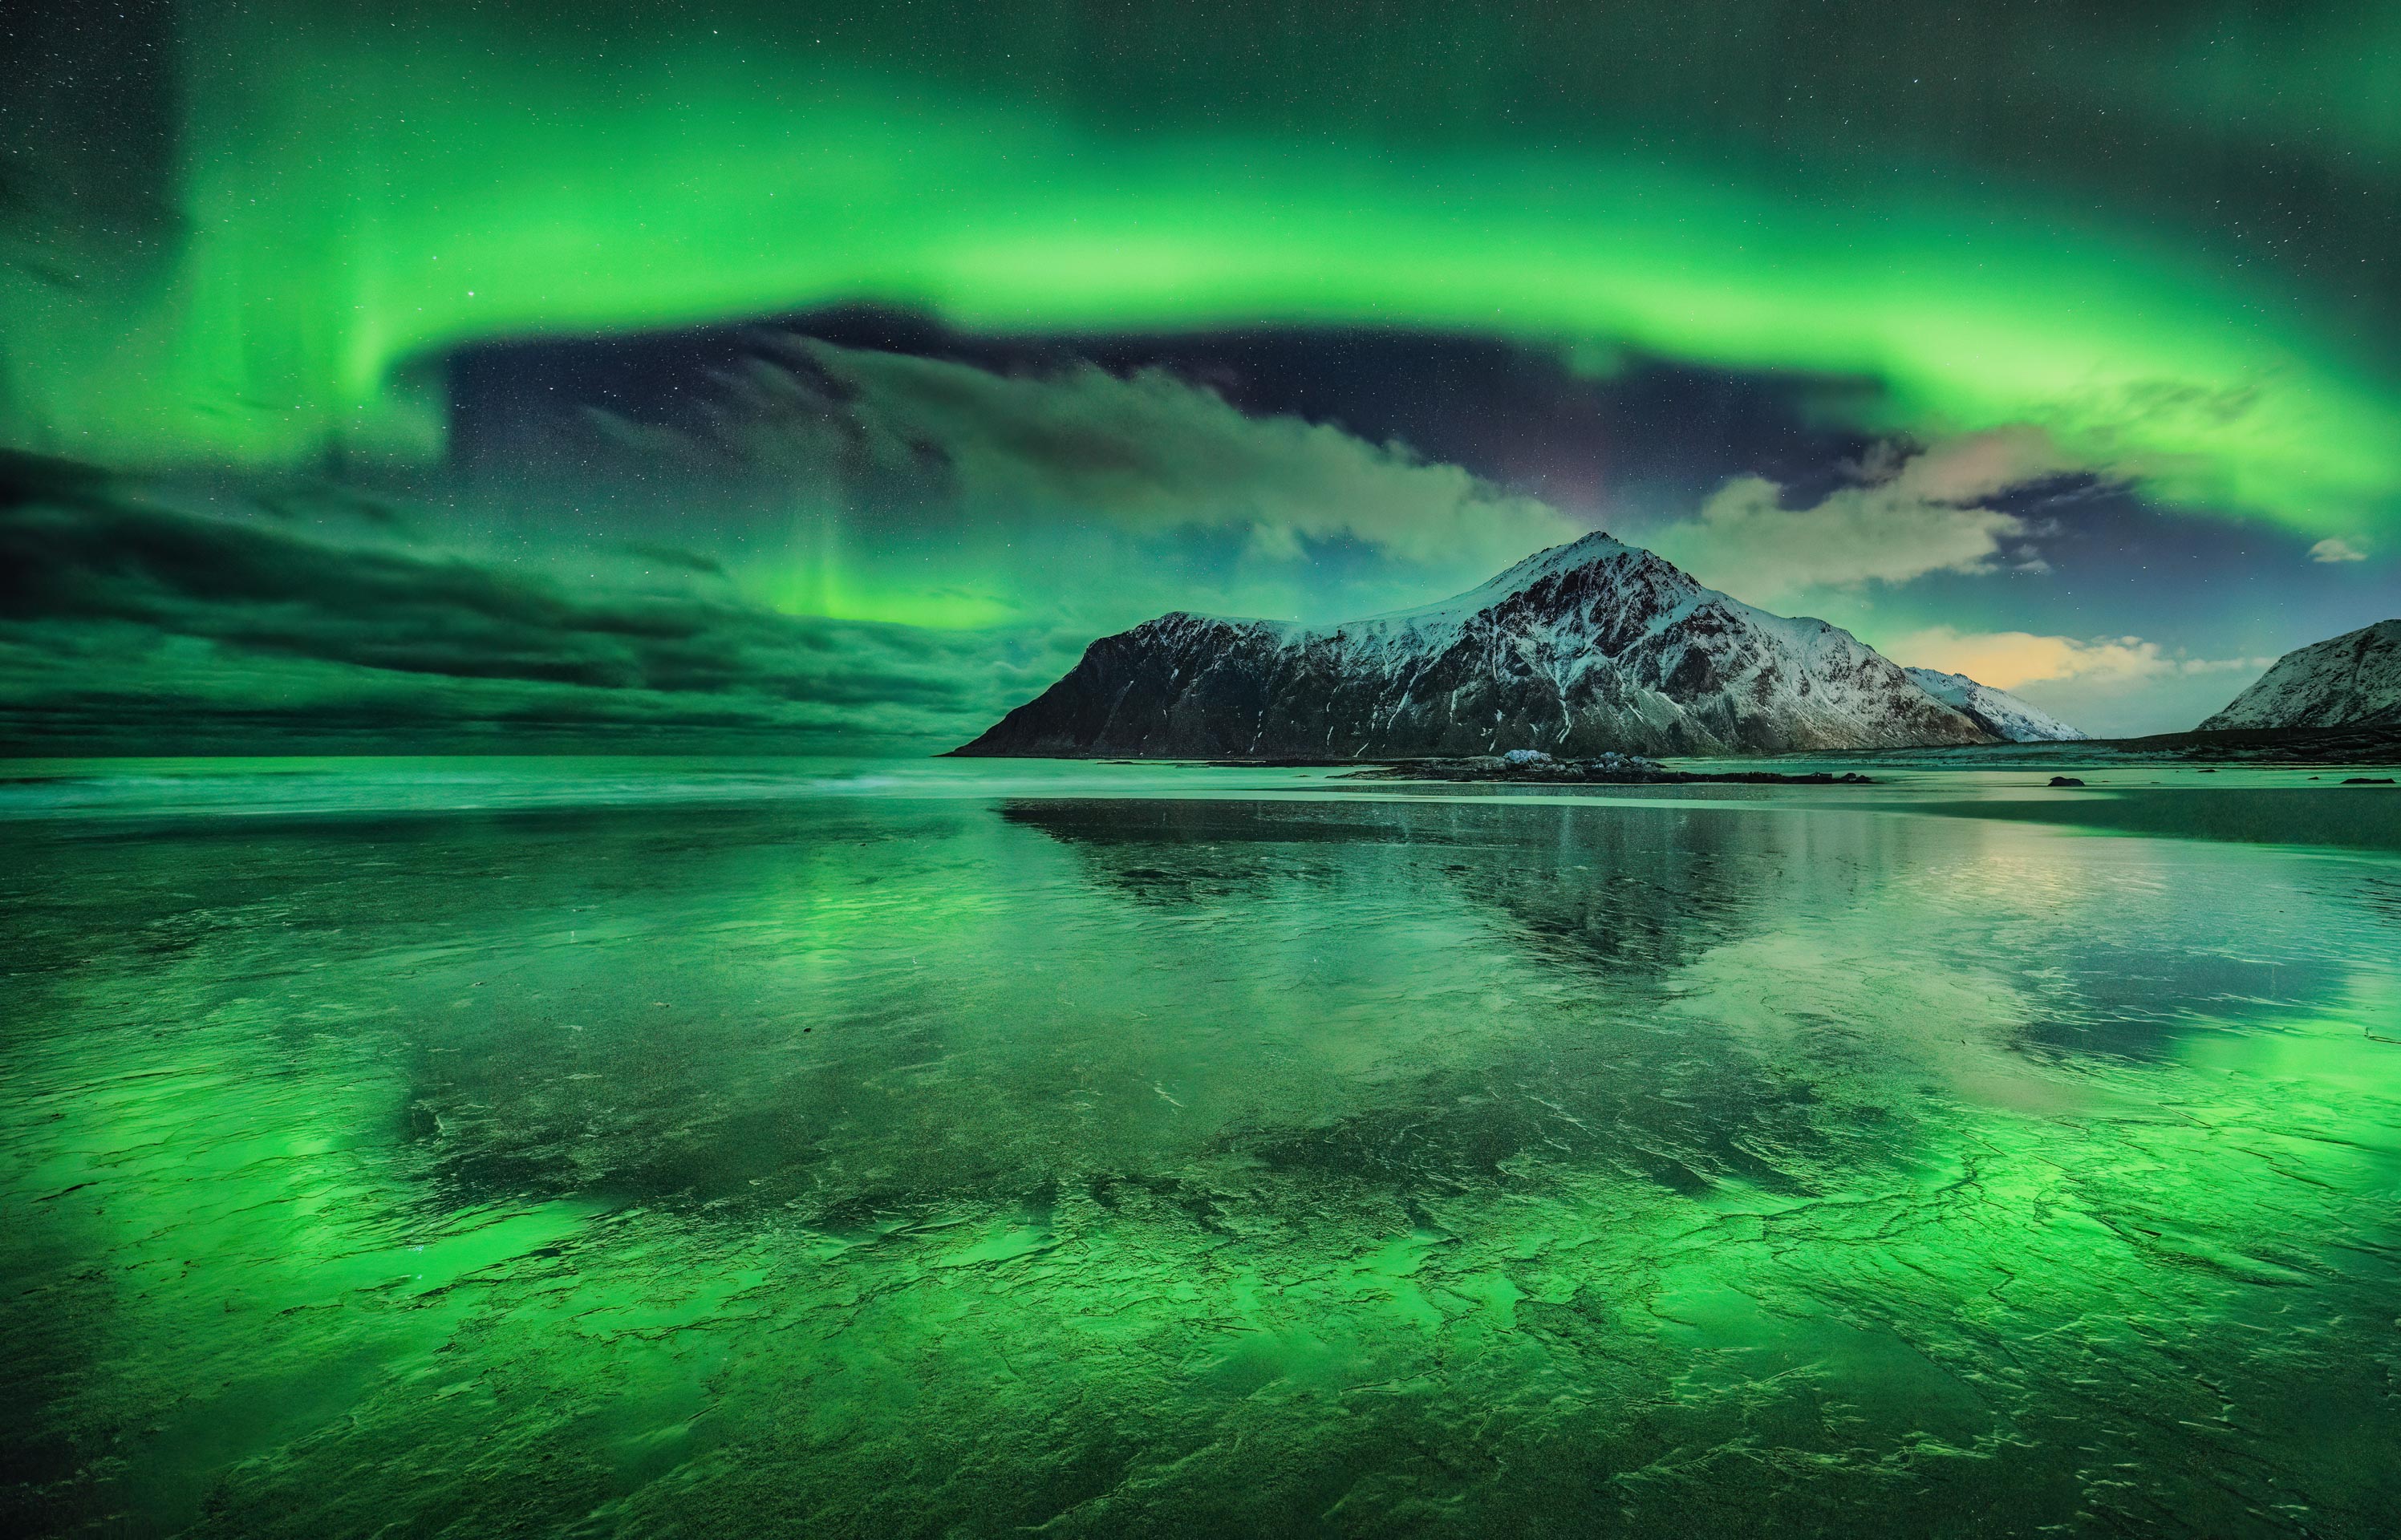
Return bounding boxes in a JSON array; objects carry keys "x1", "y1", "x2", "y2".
[{"x1": 6, "y1": 766, "x2": 2399, "y2": 1535}]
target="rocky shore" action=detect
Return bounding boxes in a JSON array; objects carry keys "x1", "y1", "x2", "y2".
[{"x1": 1336, "y1": 750, "x2": 1876, "y2": 785}]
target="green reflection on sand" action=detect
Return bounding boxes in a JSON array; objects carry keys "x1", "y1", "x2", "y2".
[{"x1": 5, "y1": 767, "x2": 2397, "y2": 1536}]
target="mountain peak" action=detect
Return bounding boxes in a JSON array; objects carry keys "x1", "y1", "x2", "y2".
[
  {"x1": 1471, "y1": 529, "x2": 1653, "y2": 590},
  {"x1": 1357, "y1": 530, "x2": 1671, "y2": 626},
  {"x1": 1502, "y1": 529, "x2": 1639, "y2": 575},
  {"x1": 957, "y1": 530, "x2": 2002, "y2": 758}
]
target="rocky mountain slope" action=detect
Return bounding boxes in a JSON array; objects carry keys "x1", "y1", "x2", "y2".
[
  {"x1": 955, "y1": 533, "x2": 2005, "y2": 758},
  {"x1": 2200, "y1": 619, "x2": 2401, "y2": 730},
  {"x1": 1903, "y1": 667, "x2": 2086, "y2": 742}
]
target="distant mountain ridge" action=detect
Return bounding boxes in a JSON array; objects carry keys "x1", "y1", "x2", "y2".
[
  {"x1": 2200, "y1": 619, "x2": 2401, "y2": 730},
  {"x1": 1904, "y1": 667, "x2": 2087, "y2": 742},
  {"x1": 957, "y1": 533, "x2": 2078, "y2": 759}
]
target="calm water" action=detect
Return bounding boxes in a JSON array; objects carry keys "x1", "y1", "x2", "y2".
[{"x1": 5, "y1": 759, "x2": 2399, "y2": 1537}]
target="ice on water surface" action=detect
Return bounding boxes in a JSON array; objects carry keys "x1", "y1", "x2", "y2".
[{"x1": 3, "y1": 759, "x2": 2399, "y2": 1537}]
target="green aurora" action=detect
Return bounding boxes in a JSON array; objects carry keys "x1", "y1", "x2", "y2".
[{"x1": 8, "y1": 1, "x2": 2400, "y2": 540}]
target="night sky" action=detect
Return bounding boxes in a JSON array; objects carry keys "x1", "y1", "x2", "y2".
[{"x1": 4, "y1": 0, "x2": 2397, "y2": 750}]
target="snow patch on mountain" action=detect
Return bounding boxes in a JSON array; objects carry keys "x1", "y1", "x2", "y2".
[{"x1": 1903, "y1": 667, "x2": 2087, "y2": 741}]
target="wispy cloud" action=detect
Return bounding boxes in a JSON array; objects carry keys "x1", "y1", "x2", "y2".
[
  {"x1": 599, "y1": 338, "x2": 1578, "y2": 582},
  {"x1": 2310, "y1": 537, "x2": 2369, "y2": 563},
  {"x1": 1641, "y1": 427, "x2": 2075, "y2": 607},
  {"x1": 799, "y1": 341, "x2": 1580, "y2": 569},
  {"x1": 553, "y1": 337, "x2": 1589, "y2": 631}
]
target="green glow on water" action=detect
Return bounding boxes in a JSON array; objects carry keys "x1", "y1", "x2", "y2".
[{"x1": 6, "y1": 765, "x2": 2399, "y2": 1534}]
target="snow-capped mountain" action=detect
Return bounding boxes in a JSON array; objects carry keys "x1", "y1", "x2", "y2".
[
  {"x1": 955, "y1": 533, "x2": 1998, "y2": 757},
  {"x1": 1903, "y1": 667, "x2": 2087, "y2": 742},
  {"x1": 2199, "y1": 619, "x2": 2401, "y2": 729}
]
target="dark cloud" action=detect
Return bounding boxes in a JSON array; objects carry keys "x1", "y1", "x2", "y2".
[
  {"x1": 452, "y1": 308, "x2": 1880, "y2": 516},
  {"x1": 458, "y1": 334, "x2": 1599, "y2": 637},
  {"x1": 0, "y1": 453, "x2": 1060, "y2": 755}
]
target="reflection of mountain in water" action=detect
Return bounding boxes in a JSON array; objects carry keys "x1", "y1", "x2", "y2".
[
  {"x1": 1003, "y1": 795, "x2": 2361, "y2": 1195},
  {"x1": 992, "y1": 800, "x2": 1377, "y2": 908},
  {"x1": 43, "y1": 790, "x2": 2359, "y2": 1226},
  {"x1": 1002, "y1": 796, "x2": 1880, "y2": 1196},
  {"x1": 409, "y1": 795, "x2": 1864, "y2": 1212},
  {"x1": 1000, "y1": 796, "x2": 1773, "y2": 983}
]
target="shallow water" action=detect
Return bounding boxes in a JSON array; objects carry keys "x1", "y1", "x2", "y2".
[{"x1": 5, "y1": 759, "x2": 2399, "y2": 1536}]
